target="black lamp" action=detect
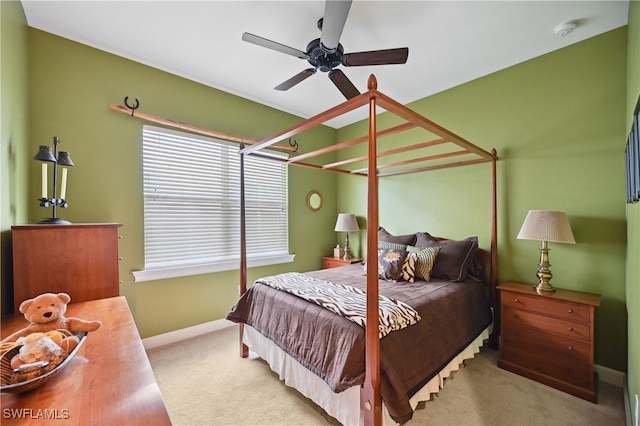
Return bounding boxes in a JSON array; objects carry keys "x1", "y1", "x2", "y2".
[{"x1": 34, "y1": 136, "x2": 74, "y2": 224}]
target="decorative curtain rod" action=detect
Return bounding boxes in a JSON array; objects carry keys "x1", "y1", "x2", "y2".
[{"x1": 108, "y1": 103, "x2": 299, "y2": 152}]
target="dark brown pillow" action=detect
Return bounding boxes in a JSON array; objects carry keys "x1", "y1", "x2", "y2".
[
  {"x1": 415, "y1": 233, "x2": 479, "y2": 281},
  {"x1": 378, "y1": 226, "x2": 417, "y2": 246}
]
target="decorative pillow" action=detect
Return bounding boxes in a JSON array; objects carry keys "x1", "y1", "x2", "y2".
[
  {"x1": 414, "y1": 233, "x2": 479, "y2": 282},
  {"x1": 379, "y1": 241, "x2": 408, "y2": 251},
  {"x1": 378, "y1": 227, "x2": 417, "y2": 246},
  {"x1": 406, "y1": 246, "x2": 441, "y2": 281},
  {"x1": 362, "y1": 248, "x2": 416, "y2": 283},
  {"x1": 376, "y1": 248, "x2": 408, "y2": 283},
  {"x1": 400, "y1": 252, "x2": 418, "y2": 283}
]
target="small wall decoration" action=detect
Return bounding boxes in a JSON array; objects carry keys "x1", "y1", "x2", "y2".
[
  {"x1": 626, "y1": 96, "x2": 640, "y2": 204},
  {"x1": 307, "y1": 190, "x2": 323, "y2": 211}
]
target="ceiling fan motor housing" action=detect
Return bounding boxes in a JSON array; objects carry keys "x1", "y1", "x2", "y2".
[{"x1": 306, "y1": 38, "x2": 344, "y2": 72}]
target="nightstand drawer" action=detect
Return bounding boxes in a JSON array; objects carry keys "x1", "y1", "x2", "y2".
[
  {"x1": 322, "y1": 257, "x2": 363, "y2": 269},
  {"x1": 502, "y1": 307, "x2": 591, "y2": 342},
  {"x1": 502, "y1": 292, "x2": 591, "y2": 323},
  {"x1": 502, "y1": 322, "x2": 590, "y2": 362},
  {"x1": 501, "y1": 344, "x2": 591, "y2": 388},
  {"x1": 323, "y1": 258, "x2": 344, "y2": 269}
]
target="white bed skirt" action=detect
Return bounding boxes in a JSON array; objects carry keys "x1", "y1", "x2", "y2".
[{"x1": 243, "y1": 324, "x2": 491, "y2": 426}]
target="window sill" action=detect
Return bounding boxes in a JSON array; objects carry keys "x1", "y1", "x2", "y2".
[{"x1": 132, "y1": 254, "x2": 296, "y2": 282}]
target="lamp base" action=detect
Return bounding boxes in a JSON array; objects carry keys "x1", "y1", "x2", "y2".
[
  {"x1": 533, "y1": 282, "x2": 556, "y2": 293},
  {"x1": 342, "y1": 247, "x2": 351, "y2": 260},
  {"x1": 38, "y1": 217, "x2": 71, "y2": 225},
  {"x1": 533, "y1": 241, "x2": 555, "y2": 293}
]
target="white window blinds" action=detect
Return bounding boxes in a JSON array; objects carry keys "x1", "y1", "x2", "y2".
[{"x1": 141, "y1": 125, "x2": 289, "y2": 274}]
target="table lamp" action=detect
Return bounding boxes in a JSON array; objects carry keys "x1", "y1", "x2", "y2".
[
  {"x1": 33, "y1": 136, "x2": 75, "y2": 224},
  {"x1": 334, "y1": 213, "x2": 359, "y2": 260},
  {"x1": 517, "y1": 210, "x2": 575, "y2": 293}
]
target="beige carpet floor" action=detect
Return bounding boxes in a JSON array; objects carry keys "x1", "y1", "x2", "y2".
[{"x1": 147, "y1": 325, "x2": 626, "y2": 426}]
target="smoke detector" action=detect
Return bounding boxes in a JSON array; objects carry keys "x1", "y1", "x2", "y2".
[{"x1": 554, "y1": 21, "x2": 577, "y2": 37}]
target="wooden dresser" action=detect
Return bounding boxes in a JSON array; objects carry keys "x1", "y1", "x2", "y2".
[
  {"x1": 1, "y1": 296, "x2": 171, "y2": 425},
  {"x1": 321, "y1": 256, "x2": 363, "y2": 269},
  {"x1": 497, "y1": 281, "x2": 601, "y2": 402},
  {"x1": 11, "y1": 223, "x2": 122, "y2": 311}
]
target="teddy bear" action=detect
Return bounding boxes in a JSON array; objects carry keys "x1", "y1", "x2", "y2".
[{"x1": 1, "y1": 292, "x2": 102, "y2": 353}]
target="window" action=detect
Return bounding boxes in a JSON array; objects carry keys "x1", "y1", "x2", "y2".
[{"x1": 133, "y1": 125, "x2": 292, "y2": 282}]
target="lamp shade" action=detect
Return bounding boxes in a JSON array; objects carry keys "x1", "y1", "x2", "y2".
[
  {"x1": 56, "y1": 151, "x2": 75, "y2": 166},
  {"x1": 33, "y1": 145, "x2": 57, "y2": 163},
  {"x1": 334, "y1": 213, "x2": 359, "y2": 232},
  {"x1": 517, "y1": 210, "x2": 575, "y2": 244}
]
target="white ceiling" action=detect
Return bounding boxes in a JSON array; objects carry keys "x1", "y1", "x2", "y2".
[{"x1": 21, "y1": 0, "x2": 629, "y2": 128}]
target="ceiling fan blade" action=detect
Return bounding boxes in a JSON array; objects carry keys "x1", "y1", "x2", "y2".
[
  {"x1": 320, "y1": 0, "x2": 352, "y2": 52},
  {"x1": 242, "y1": 32, "x2": 308, "y2": 59},
  {"x1": 341, "y1": 47, "x2": 409, "y2": 67},
  {"x1": 328, "y1": 69, "x2": 360, "y2": 99},
  {"x1": 275, "y1": 68, "x2": 317, "y2": 91}
]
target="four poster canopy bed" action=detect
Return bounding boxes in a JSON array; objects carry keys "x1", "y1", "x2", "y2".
[{"x1": 226, "y1": 75, "x2": 499, "y2": 425}]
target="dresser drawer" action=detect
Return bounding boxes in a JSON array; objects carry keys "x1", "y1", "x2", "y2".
[
  {"x1": 501, "y1": 344, "x2": 591, "y2": 388},
  {"x1": 502, "y1": 322, "x2": 590, "y2": 362},
  {"x1": 502, "y1": 307, "x2": 591, "y2": 342},
  {"x1": 502, "y1": 292, "x2": 590, "y2": 323}
]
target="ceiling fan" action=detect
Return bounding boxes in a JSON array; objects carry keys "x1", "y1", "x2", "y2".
[{"x1": 241, "y1": 0, "x2": 409, "y2": 100}]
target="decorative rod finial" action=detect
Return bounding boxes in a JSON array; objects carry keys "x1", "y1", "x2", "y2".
[{"x1": 367, "y1": 74, "x2": 377, "y2": 90}]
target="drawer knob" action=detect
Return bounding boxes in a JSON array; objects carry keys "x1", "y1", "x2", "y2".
[
  {"x1": 568, "y1": 326, "x2": 573, "y2": 331},
  {"x1": 568, "y1": 309, "x2": 573, "y2": 313},
  {"x1": 567, "y1": 345, "x2": 573, "y2": 351},
  {"x1": 514, "y1": 298, "x2": 519, "y2": 303}
]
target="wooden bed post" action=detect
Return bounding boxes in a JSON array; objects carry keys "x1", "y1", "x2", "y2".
[
  {"x1": 233, "y1": 76, "x2": 500, "y2": 422},
  {"x1": 489, "y1": 148, "x2": 499, "y2": 350},
  {"x1": 239, "y1": 144, "x2": 249, "y2": 358},
  {"x1": 362, "y1": 75, "x2": 382, "y2": 426}
]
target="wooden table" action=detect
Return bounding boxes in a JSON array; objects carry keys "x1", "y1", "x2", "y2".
[{"x1": 1, "y1": 297, "x2": 171, "y2": 425}]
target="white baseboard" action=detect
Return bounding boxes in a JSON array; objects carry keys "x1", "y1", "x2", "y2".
[
  {"x1": 595, "y1": 363, "x2": 625, "y2": 388},
  {"x1": 142, "y1": 318, "x2": 235, "y2": 350}
]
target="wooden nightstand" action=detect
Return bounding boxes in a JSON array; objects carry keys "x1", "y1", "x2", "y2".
[
  {"x1": 321, "y1": 256, "x2": 363, "y2": 269},
  {"x1": 497, "y1": 281, "x2": 601, "y2": 402}
]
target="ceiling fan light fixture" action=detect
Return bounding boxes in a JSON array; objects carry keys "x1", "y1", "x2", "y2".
[{"x1": 554, "y1": 20, "x2": 577, "y2": 37}]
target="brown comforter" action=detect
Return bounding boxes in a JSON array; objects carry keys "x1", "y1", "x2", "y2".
[{"x1": 226, "y1": 264, "x2": 492, "y2": 424}]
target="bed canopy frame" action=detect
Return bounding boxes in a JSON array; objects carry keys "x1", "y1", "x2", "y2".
[{"x1": 237, "y1": 74, "x2": 498, "y2": 426}]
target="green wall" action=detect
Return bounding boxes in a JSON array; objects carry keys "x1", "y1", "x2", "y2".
[
  {"x1": 626, "y1": 0, "x2": 640, "y2": 422},
  {"x1": 0, "y1": 1, "x2": 29, "y2": 313},
  {"x1": 0, "y1": 2, "x2": 634, "y2": 380},
  {"x1": 22, "y1": 29, "x2": 337, "y2": 338},
  {"x1": 337, "y1": 28, "x2": 628, "y2": 372}
]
